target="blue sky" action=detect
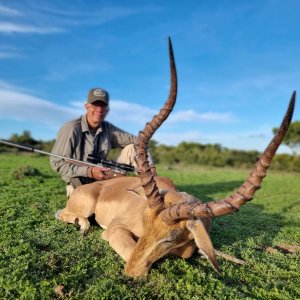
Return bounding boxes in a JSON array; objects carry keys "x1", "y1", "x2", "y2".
[{"x1": 0, "y1": 0, "x2": 299, "y2": 153}]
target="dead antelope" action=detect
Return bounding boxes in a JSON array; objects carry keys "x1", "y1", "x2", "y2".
[{"x1": 57, "y1": 38, "x2": 296, "y2": 277}]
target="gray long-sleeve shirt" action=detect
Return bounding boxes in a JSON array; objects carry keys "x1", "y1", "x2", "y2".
[{"x1": 50, "y1": 115, "x2": 137, "y2": 183}]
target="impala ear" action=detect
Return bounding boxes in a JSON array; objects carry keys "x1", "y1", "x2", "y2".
[
  {"x1": 186, "y1": 219, "x2": 221, "y2": 274},
  {"x1": 127, "y1": 187, "x2": 147, "y2": 200},
  {"x1": 127, "y1": 188, "x2": 172, "y2": 202},
  {"x1": 159, "y1": 189, "x2": 168, "y2": 197}
]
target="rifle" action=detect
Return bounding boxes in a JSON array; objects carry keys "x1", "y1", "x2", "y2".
[{"x1": 0, "y1": 139, "x2": 134, "y2": 178}]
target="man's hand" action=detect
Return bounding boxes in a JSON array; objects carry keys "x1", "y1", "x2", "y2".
[{"x1": 87, "y1": 166, "x2": 111, "y2": 181}]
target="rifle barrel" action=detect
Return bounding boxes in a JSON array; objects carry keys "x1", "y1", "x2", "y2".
[{"x1": 0, "y1": 139, "x2": 125, "y2": 171}]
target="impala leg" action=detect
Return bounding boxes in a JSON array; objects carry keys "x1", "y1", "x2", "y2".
[
  {"x1": 102, "y1": 225, "x2": 137, "y2": 261},
  {"x1": 171, "y1": 240, "x2": 196, "y2": 259},
  {"x1": 57, "y1": 184, "x2": 99, "y2": 234},
  {"x1": 58, "y1": 209, "x2": 91, "y2": 234}
]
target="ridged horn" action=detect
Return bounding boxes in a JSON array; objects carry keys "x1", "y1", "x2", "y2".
[
  {"x1": 160, "y1": 91, "x2": 296, "y2": 224},
  {"x1": 134, "y1": 37, "x2": 177, "y2": 210}
]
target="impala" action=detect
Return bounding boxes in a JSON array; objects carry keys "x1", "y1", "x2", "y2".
[{"x1": 56, "y1": 38, "x2": 296, "y2": 277}]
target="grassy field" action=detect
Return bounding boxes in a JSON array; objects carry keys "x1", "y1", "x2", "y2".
[{"x1": 0, "y1": 153, "x2": 299, "y2": 299}]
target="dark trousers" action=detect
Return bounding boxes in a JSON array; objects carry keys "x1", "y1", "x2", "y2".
[{"x1": 70, "y1": 177, "x2": 96, "y2": 188}]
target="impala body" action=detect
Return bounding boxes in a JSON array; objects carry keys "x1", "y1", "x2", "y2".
[
  {"x1": 59, "y1": 176, "x2": 216, "y2": 277},
  {"x1": 57, "y1": 38, "x2": 296, "y2": 277}
]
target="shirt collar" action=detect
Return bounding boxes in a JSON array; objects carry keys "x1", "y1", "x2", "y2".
[{"x1": 81, "y1": 115, "x2": 103, "y2": 134}]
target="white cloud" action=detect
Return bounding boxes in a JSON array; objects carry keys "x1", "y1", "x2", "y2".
[
  {"x1": 0, "y1": 83, "x2": 235, "y2": 133},
  {"x1": 155, "y1": 130, "x2": 242, "y2": 146},
  {"x1": 168, "y1": 109, "x2": 234, "y2": 123},
  {"x1": 0, "y1": 4, "x2": 22, "y2": 16},
  {"x1": 109, "y1": 101, "x2": 234, "y2": 125},
  {"x1": 30, "y1": 4, "x2": 161, "y2": 27},
  {"x1": 0, "y1": 83, "x2": 152, "y2": 129},
  {"x1": 0, "y1": 51, "x2": 19, "y2": 59},
  {"x1": 0, "y1": 80, "x2": 23, "y2": 90},
  {"x1": 109, "y1": 100, "x2": 157, "y2": 125},
  {"x1": 0, "y1": 81, "x2": 290, "y2": 153},
  {"x1": 0, "y1": 22, "x2": 63, "y2": 34},
  {"x1": 0, "y1": 46, "x2": 22, "y2": 59},
  {"x1": 0, "y1": 85, "x2": 78, "y2": 126},
  {"x1": 155, "y1": 129, "x2": 291, "y2": 154},
  {"x1": 196, "y1": 71, "x2": 300, "y2": 103},
  {"x1": 45, "y1": 61, "x2": 112, "y2": 81}
]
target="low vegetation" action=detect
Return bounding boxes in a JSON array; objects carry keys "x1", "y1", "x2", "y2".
[
  {"x1": 1, "y1": 131, "x2": 300, "y2": 172},
  {"x1": 152, "y1": 141, "x2": 300, "y2": 172},
  {"x1": 0, "y1": 153, "x2": 299, "y2": 299}
]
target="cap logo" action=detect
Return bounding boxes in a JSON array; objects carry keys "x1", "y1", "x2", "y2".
[{"x1": 93, "y1": 89, "x2": 106, "y2": 97}]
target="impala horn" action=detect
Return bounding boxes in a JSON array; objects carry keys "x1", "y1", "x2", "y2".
[
  {"x1": 134, "y1": 37, "x2": 177, "y2": 210},
  {"x1": 160, "y1": 91, "x2": 296, "y2": 224}
]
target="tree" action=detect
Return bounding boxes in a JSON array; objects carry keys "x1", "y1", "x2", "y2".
[
  {"x1": 273, "y1": 120, "x2": 300, "y2": 154},
  {"x1": 9, "y1": 130, "x2": 38, "y2": 146}
]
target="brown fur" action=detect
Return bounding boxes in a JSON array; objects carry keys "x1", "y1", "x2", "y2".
[{"x1": 58, "y1": 175, "x2": 218, "y2": 277}]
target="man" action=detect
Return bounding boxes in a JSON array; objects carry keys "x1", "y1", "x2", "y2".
[{"x1": 50, "y1": 87, "x2": 155, "y2": 197}]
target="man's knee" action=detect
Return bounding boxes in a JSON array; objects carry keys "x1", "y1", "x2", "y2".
[
  {"x1": 116, "y1": 144, "x2": 137, "y2": 168},
  {"x1": 66, "y1": 185, "x2": 74, "y2": 198}
]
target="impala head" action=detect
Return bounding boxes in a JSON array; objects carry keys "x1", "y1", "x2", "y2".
[
  {"x1": 126, "y1": 37, "x2": 296, "y2": 277},
  {"x1": 125, "y1": 191, "x2": 217, "y2": 277}
]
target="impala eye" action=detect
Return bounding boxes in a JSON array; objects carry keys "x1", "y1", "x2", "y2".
[
  {"x1": 163, "y1": 237, "x2": 177, "y2": 243},
  {"x1": 161, "y1": 229, "x2": 181, "y2": 243}
]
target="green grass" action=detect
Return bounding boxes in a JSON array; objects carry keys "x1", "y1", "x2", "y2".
[{"x1": 0, "y1": 153, "x2": 299, "y2": 299}]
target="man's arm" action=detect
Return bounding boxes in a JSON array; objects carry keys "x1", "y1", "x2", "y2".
[
  {"x1": 50, "y1": 124, "x2": 90, "y2": 183},
  {"x1": 109, "y1": 123, "x2": 156, "y2": 174}
]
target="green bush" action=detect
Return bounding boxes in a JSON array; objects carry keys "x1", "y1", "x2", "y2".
[{"x1": 11, "y1": 165, "x2": 43, "y2": 180}]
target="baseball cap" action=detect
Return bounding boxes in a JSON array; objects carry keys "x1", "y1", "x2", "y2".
[{"x1": 87, "y1": 88, "x2": 109, "y2": 105}]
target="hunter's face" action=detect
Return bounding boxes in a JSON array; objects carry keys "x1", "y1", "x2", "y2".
[{"x1": 85, "y1": 101, "x2": 108, "y2": 128}]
